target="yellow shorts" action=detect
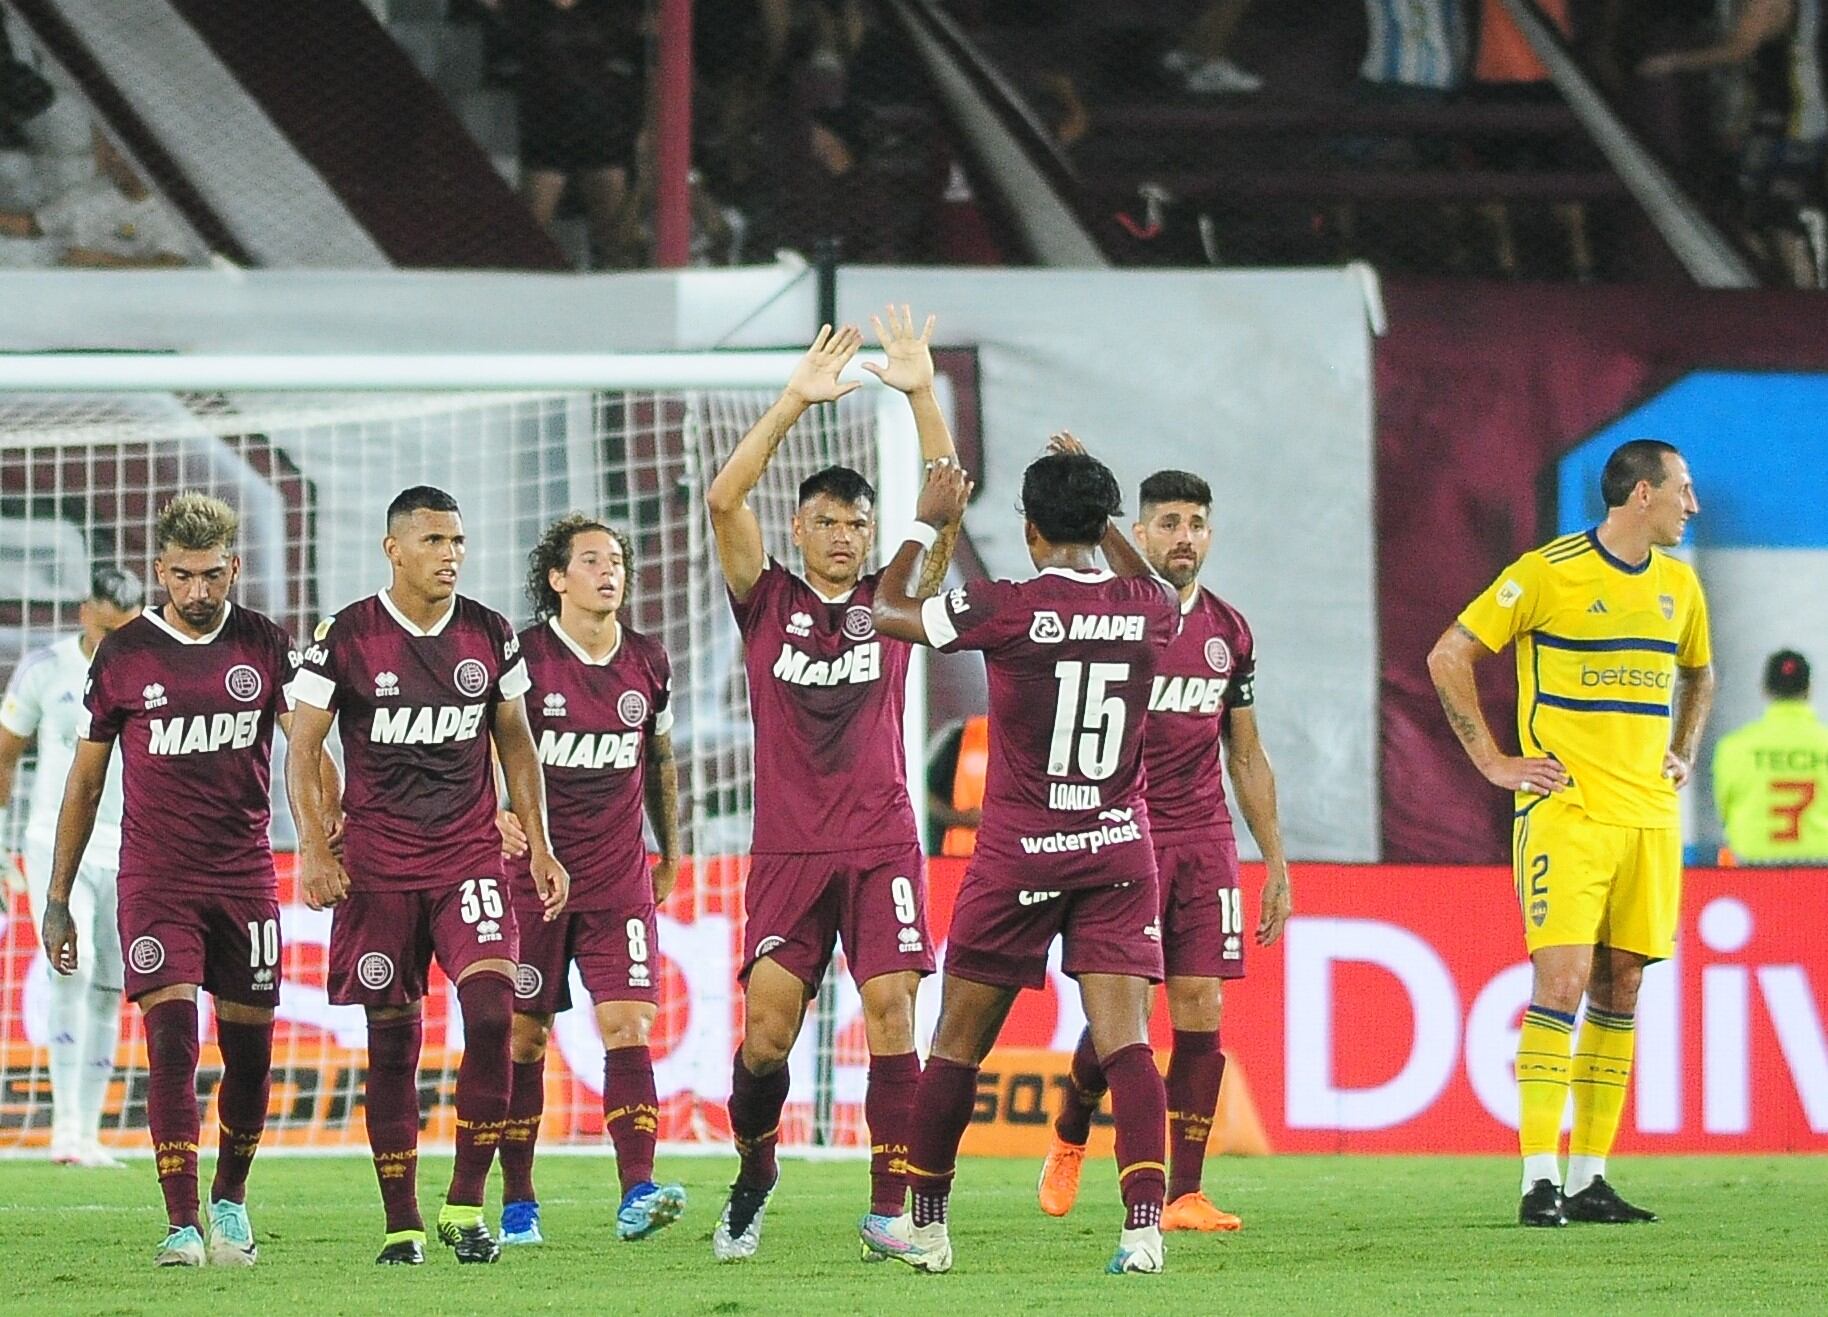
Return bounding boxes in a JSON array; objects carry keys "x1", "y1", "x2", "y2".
[{"x1": 1511, "y1": 793, "x2": 1681, "y2": 960}]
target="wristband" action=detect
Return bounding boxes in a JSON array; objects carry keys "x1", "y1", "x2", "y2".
[{"x1": 905, "y1": 522, "x2": 940, "y2": 552}]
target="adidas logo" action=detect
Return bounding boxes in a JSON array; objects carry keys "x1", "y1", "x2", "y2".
[
  {"x1": 374, "y1": 671, "x2": 400, "y2": 697},
  {"x1": 543, "y1": 692, "x2": 568, "y2": 717},
  {"x1": 1588, "y1": 600, "x2": 1608, "y2": 614},
  {"x1": 142, "y1": 682, "x2": 167, "y2": 710}
]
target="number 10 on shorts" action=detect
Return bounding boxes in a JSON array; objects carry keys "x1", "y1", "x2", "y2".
[{"x1": 246, "y1": 918, "x2": 279, "y2": 969}]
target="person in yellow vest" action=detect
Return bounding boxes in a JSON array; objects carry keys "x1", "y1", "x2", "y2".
[{"x1": 1713, "y1": 650, "x2": 1828, "y2": 862}]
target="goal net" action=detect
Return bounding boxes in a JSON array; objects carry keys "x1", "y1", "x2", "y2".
[{"x1": 0, "y1": 352, "x2": 923, "y2": 1157}]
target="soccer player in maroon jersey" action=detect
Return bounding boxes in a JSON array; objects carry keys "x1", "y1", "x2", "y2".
[
  {"x1": 491, "y1": 515, "x2": 686, "y2": 1246},
  {"x1": 40, "y1": 492, "x2": 337, "y2": 1268},
  {"x1": 865, "y1": 438, "x2": 1180, "y2": 1276},
  {"x1": 285, "y1": 486, "x2": 569, "y2": 1266},
  {"x1": 703, "y1": 308, "x2": 957, "y2": 1260},
  {"x1": 1041, "y1": 467, "x2": 1294, "y2": 1232}
]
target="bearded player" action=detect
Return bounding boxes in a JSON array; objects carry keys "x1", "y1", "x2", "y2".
[
  {"x1": 1040, "y1": 467, "x2": 1293, "y2": 1231},
  {"x1": 865, "y1": 438, "x2": 1180, "y2": 1276},
  {"x1": 43, "y1": 493, "x2": 336, "y2": 1267},
  {"x1": 493, "y1": 516, "x2": 686, "y2": 1246},
  {"x1": 286, "y1": 486, "x2": 569, "y2": 1265},
  {"x1": 703, "y1": 307, "x2": 957, "y2": 1260},
  {"x1": 1429, "y1": 439, "x2": 1713, "y2": 1226}
]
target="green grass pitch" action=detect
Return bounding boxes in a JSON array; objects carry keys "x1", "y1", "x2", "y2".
[{"x1": 5, "y1": 1154, "x2": 1824, "y2": 1314}]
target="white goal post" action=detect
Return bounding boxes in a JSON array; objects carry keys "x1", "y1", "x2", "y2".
[{"x1": 0, "y1": 349, "x2": 926, "y2": 1157}]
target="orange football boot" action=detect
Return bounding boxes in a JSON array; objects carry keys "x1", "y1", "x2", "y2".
[
  {"x1": 1163, "y1": 1191, "x2": 1243, "y2": 1232},
  {"x1": 1036, "y1": 1135, "x2": 1086, "y2": 1217}
]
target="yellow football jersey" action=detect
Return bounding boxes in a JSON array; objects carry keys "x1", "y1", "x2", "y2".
[
  {"x1": 1459, "y1": 529, "x2": 1712, "y2": 828},
  {"x1": 1711, "y1": 701, "x2": 1828, "y2": 862}
]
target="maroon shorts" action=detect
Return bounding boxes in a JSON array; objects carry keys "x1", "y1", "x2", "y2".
[
  {"x1": 741, "y1": 843, "x2": 935, "y2": 990},
  {"x1": 1156, "y1": 832, "x2": 1246, "y2": 980},
  {"x1": 328, "y1": 876, "x2": 520, "y2": 1007},
  {"x1": 944, "y1": 875, "x2": 1164, "y2": 991},
  {"x1": 117, "y1": 888, "x2": 282, "y2": 1007},
  {"x1": 512, "y1": 902, "x2": 659, "y2": 1014}
]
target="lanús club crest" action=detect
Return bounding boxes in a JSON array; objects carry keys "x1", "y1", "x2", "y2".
[
  {"x1": 843, "y1": 605, "x2": 875, "y2": 641},
  {"x1": 617, "y1": 689, "x2": 649, "y2": 728},
  {"x1": 1204, "y1": 637, "x2": 1232, "y2": 675},
  {"x1": 453, "y1": 658, "x2": 489, "y2": 698},
  {"x1": 225, "y1": 664, "x2": 263, "y2": 702}
]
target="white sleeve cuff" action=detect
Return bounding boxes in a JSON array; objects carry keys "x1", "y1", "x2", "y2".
[
  {"x1": 0, "y1": 701, "x2": 37, "y2": 738},
  {"x1": 653, "y1": 705, "x2": 675, "y2": 737},
  {"x1": 287, "y1": 668, "x2": 337, "y2": 711},
  {"x1": 905, "y1": 522, "x2": 939, "y2": 552},
  {"x1": 498, "y1": 658, "x2": 532, "y2": 702},
  {"x1": 921, "y1": 594, "x2": 959, "y2": 650}
]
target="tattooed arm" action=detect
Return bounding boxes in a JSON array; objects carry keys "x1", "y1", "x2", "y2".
[{"x1": 1425, "y1": 623, "x2": 1570, "y2": 796}]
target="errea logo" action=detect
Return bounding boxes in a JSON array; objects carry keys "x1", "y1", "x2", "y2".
[
  {"x1": 543, "y1": 691, "x2": 568, "y2": 718},
  {"x1": 787, "y1": 610, "x2": 814, "y2": 638},
  {"x1": 142, "y1": 683, "x2": 168, "y2": 710},
  {"x1": 897, "y1": 927, "x2": 924, "y2": 953},
  {"x1": 374, "y1": 671, "x2": 400, "y2": 698}
]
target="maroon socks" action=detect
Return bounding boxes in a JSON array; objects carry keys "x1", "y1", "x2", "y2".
[
  {"x1": 364, "y1": 1012, "x2": 425, "y2": 1234},
  {"x1": 1053, "y1": 1027, "x2": 1106, "y2": 1146},
  {"x1": 604, "y1": 1045, "x2": 659, "y2": 1194},
  {"x1": 906, "y1": 1056, "x2": 979, "y2": 1227},
  {"x1": 728, "y1": 1053, "x2": 791, "y2": 1190},
  {"x1": 209, "y1": 1017, "x2": 273, "y2": 1206},
  {"x1": 1166, "y1": 1028, "x2": 1225, "y2": 1200},
  {"x1": 143, "y1": 999, "x2": 201, "y2": 1230},
  {"x1": 1104, "y1": 1043, "x2": 1168, "y2": 1230},
  {"x1": 446, "y1": 974, "x2": 513, "y2": 1208},
  {"x1": 866, "y1": 1051, "x2": 920, "y2": 1216},
  {"x1": 499, "y1": 1058, "x2": 546, "y2": 1204}
]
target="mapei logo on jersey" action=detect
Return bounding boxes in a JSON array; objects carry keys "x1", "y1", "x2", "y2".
[
  {"x1": 538, "y1": 728, "x2": 641, "y2": 770},
  {"x1": 1150, "y1": 674, "x2": 1229, "y2": 716},
  {"x1": 225, "y1": 664, "x2": 263, "y2": 703},
  {"x1": 128, "y1": 935, "x2": 165, "y2": 974},
  {"x1": 474, "y1": 918, "x2": 504, "y2": 945},
  {"x1": 357, "y1": 952, "x2": 395, "y2": 990},
  {"x1": 1068, "y1": 614, "x2": 1145, "y2": 641},
  {"x1": 453, "y1": 658, "x2": 490, "y2": 698},
  {"x1": 1029, "y1": 611, "x2": 1066, "y2": 643},
  {"x1": 787, "y1": 610, "x2": 814, "y2": 638},
  {"x1": 371, "y1": 703, "x2": 488, "y2": 746},
  {"x1": 843, "y1": 605, "x2": 875, "y2": 641},
  {"x1": 514, "y1": 964, "x2": 544, "y2": 1000},
  {"x1": 618, "y1": 690, "x2": 649, "y2": 728},
  {"x1": 543, "y1": 691, "x2": 568, "y2": 718},
  {"x1": 142, "y1": 682, "x2": 168, "y2": 710},
  {"x1": 1496, "y1": 580, "x2": 1523, "y2": 608},
  {"x1": 374, "y1": 671, "x2": 400, "y2": 698},
  {"x1": 149, "y1": 711, "x2": 262, "y2": 756},
  {"x1": 772, "y1": 641, "x2": 883, "y2": 688},
  {"x1": 898, "y1": 926, "x2": 925, "y2": 953},
  {"x1": 1204, "y1": 637, "x2": 1232, "y2": 675}
]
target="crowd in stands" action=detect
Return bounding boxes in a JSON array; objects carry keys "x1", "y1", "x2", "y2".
[{"x1": 0, "y1": 10, "x2": 202, "y2": 270}]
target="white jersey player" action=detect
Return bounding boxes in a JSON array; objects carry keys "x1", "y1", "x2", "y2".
[{"x1": 0, "y1": 566, "x2": 143, "y2": 1165}]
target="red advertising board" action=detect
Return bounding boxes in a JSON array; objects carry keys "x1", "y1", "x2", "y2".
[{"x1": 925, "y1": 861, "x2": 1828, "y2": 1153}]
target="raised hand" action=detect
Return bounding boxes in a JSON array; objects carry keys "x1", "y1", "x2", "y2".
[
  {"x1": 785, "y1": 324, "x2": 865, "y2": 405},
  {"x1": 917, "y1": 462, "x2": 972, "y2": 528},
  {"x1": 1047, "y1": 431, "x2": 1087, "y2": 457},
  {"x1": 861, "y1": 304, "x2": 937, "y2": 395}
]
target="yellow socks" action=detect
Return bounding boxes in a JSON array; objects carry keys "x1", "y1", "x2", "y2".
[
  {"x1": 1568, "y1": 1006, "x2": 1635, "y2": 1194},
  {"x1": 1516, "y1": 1005, "x2": 1576, "y2": 1188}
]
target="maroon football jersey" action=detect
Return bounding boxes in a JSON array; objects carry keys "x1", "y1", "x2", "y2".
[
  {"x1": 922, "y1": 568, "x2": 1178, "y2": 888},
  {"x1": 80, "y1": 603, "x2": 295, "y2": 897},
  {"x1": 507, "y1": 617, "x2": 672, "y2": 912},
  {"x1": 289, "y1": 591, "x2": 529, "y2": 890},
  {"x1": 1144, "y1": 587, "x2": 1256, "y2": 839},
  {"x1": 729, "y1": 559, "x2": 918, "y2": 855}
]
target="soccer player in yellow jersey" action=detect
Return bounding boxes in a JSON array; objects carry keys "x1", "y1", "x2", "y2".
[
  {"x1": 1428, "y1": 439, "x2": 1715, "y2": 1228},
  {"x1": 1712, "y1": 650, "x2": 1828, "y2": 862}
]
